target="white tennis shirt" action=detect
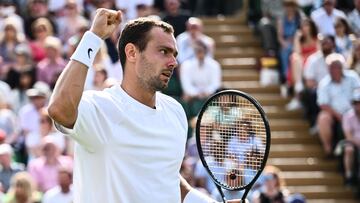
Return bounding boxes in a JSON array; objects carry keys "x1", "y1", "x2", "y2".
[{"x1": 56, "y1": 85, "x2": 188, "y2": 203}]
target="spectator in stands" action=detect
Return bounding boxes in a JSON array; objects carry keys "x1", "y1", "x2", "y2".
[
  {"x1": 348, "y1": 39, "x2": 360, "y2": 75},
  {"x1": 276, "y1": 0, "x2": 302, "y2": 84},
  {"x1": 56, "y1": 0, "x2": 88, "y2": 53},
  {"x1": 317, "y1": 53, "x2": 360, "y2": 157},
  {"x1": 0, "y1": 144, "x2": 24, "y2": 192},
  {"x1": 176, "y1": 17, "x2": 214, "y2": 64},
  {"x1": 18, "y1": 82, "x2": 49, "y2": 141},
  {"x1": 24, "y1": 0, "x2": 57, "y2": 40},
  {"x1": 334, "y1": 18, "x2": 353, "y2": 60},
  {"x1": 9, "y1": 69, "x2": 37, "y2": 113},
  {"x1": 26, "y1": 107, "x2": 66, "y2": 160},
  {"x1": 0, "y1": 0, "x2": 24, "y2": 34},
  {"x1": 65, "y1": 18, "x2": 89, "y2": 59},
  {"x1": 0, "y1": 90, "x2": 18, "y2": 144},
  {"x1": 287, "y1": 18, "x2": 319, "y2": 110},
  {"x1": 27, "y1": 136, "x2": 73, "y2": 192},
  {"x1": 252, "y1": 165, "x2": 289, "y2": 203},
  {"x1": 0, "y1": 17, "x2": 25, "y2": 78},
  {"x1": 115, "y1": 0, "x2": 154, "y2": 21},
  {"x1": 348, "y1": 0, "x2": 360, "y2": 37},
  {"x1": 29, "y1": 17, "x2": 55, "y2": 63},
  {"x1": 302, "y1": 35, "x2": 335, "y2": 132},
  {"x1": 42, "y1": 167, "x2": 73, "y2": 203},
  {"x1": 92, "y1": 65, "x2": 108, "y2": 91},
  {"x1": 5, "y1": 43, "x2": 35, "y2": 91},
  {"x1": 161, "y1": 0, "x2": 190, "y2": 37},
  {"x1": 180, "y1": 40, "x2": 221, "y2": 118},
  {"x1": 310, "y1": 0, "x2": 346, "y2": 36},
  {"x1": 341, "y1": 88, "x2": 360, "y2": 185},
  {"x1": 36, "y1": 36, "x2": 66, "y2": 86},
  {"x1": 3, "y1": 171, "x2": 41, "y2": 203}
]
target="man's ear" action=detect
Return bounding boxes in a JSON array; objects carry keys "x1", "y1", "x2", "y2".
[{"x1": 125, "y1": 43, "x2": 137, "y2": 63}]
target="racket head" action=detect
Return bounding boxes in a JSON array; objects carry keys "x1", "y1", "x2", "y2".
[{"x1": 196, "y1": 90, "x2": 271, "y2": 191}]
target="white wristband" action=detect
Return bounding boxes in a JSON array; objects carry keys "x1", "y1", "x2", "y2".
[
  {"x1": 70, "y1": 31, "x2": 102, "y2": 68},
  {"x1": 183, "y1": 189, "x2": 217, "y2": 203}
]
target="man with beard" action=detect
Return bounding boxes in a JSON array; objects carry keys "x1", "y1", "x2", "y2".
[{"x1": 47, "y1": 8, "x2": 239, "y2": 203}]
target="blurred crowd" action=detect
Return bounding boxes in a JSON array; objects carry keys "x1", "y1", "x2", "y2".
[{"x1": 253, "y1": 0, "x2": 360, "y2": 195}]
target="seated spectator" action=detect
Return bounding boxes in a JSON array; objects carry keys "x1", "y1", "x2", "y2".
[
  {"x1": 9, "y1": 70, "x2": 37, "y2": 113},
  {"x1": 176, "y1": 17, "x2": 215, "y2": 64},
  {"x1": 0, "y1": 17, "x2": 25, "y2": 78},
  {"x1": 347, "y1": 39, "x2": 360, "y2": 75},
  {"x1": 26, "y1": 108, "x2": 66, "y2": 160},
  {"x1": 115, "y1": 0, "x2": 154, "y2": 21},
  {"x1": 24, "y1": 0, "x2": 57, "y2": 40},
  {"x1": 317, "y1": 53, "x2": 360, "y2": 156},
  {"x1": 29, "y1": 17, "x2": 55, "y2": 63},
  {"x1": 65, "y1": 18, "x2": 89, "y2": 59},
  {"x1": 334, "y1": 17, "x2": 353, "y2": 60},
  {"x1": 0, "y1": 0, "x2": 24, "y2": 34},
  {"x1": 348, "y1": 0, "x2": 360, "y2": 37},
  {"x1": 27, "y1": 136, "x2": 73, "y2": 192},
  {"x1": 56, "y1": 0, "x2": 88, "y2": 48},
  {"x1": 2, "y1": 172, "x2": 41, "y2": 203},
  {"x1": 36, "y1": 36, "x2": 66, "y2": 86},
  {"x1": 0, "y1": 144, "x2": 24, "y2": 193},
  {"x1": 5, "y1": 43, "x2": 36, "y2": 91},
  {"x1": 287, "y1": 18, "x2": 319, "y2": 110},
  {"x1": 310, "y1": 0, "x2": 346, "y2": 36},
  {"x1": 302, "y1": 35, "x2": 335, "y2": 131},
  {"x1": 0, "y1": 90, "x2": 18, "y2": 144},
  {"x1": 180, "y1": 40, "x2": 221, "y2": 118},
  {"x1": 42, "y1": 167, "x2": 73, "y2": 203},
  {"x1": 92, "y1": 65, "x2": 108, "y2": 91},
  {"x1": 342, "y1": 88, "x2": 360, "y2": 186},
  {"x1": 252, "y1": 165, "x2": 289, "y2": 203},
  {"x1": 161, "y1": 0, "x2": 190, "y2": 37},
  {"x1": 276, "y1": 0, "x2": 302, "y2": 83}
]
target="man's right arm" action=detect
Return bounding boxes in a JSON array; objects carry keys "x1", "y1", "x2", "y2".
[{"x1": 47, "y1": 9, "x2": 122, "y2": 128}]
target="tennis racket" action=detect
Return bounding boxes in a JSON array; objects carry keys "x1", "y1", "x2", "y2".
[{"x1": 196, "y1": 90, "x2": 271, "y2": 203}]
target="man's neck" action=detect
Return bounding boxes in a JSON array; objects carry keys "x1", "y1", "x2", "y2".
[{"x1": 121, "y1": 81, "x2": 156, "y2": 108}]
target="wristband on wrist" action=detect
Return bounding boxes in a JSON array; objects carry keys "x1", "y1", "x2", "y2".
[
  {"x1": 183, "y1": 189, "x2": 218, "y2": 203},
  {"x1": 70, "y1": 31, "x2": 102, "y2": 68}
]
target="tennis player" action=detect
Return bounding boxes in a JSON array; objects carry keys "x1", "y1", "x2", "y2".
[{"x1": 48, "y1": 8, "x2": 240, "y2": 203}]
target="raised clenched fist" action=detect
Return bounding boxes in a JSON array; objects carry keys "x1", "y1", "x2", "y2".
[{"x1": 90, "y1": 8, "x2": 122, "y2": 40}]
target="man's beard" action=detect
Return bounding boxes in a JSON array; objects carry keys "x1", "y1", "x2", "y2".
[{"x1": 138, "y1": 55, "x2": 170, "y2": 92}]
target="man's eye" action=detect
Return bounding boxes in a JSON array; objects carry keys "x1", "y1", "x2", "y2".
[{"x1": 160, "y1": 49, "x2": 167, "y2": 55}]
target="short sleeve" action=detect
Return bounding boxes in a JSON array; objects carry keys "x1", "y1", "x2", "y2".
[
  {"x1": 317, "y1": 80, "x2": 330, "y2": 106},
  {"x1": 55, "y1": 92, "x2": 107, "y2": 152}
]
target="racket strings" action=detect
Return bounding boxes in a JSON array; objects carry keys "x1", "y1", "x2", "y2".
[{"x1": 200, "y1": 94, "x2": 267, "y2": 188}]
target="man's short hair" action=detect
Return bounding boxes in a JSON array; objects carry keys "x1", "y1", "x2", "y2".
[{"x1": 117, "y1": 17, "x2": 174, "y2": 69}]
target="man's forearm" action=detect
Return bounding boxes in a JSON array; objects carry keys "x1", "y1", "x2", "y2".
[{"x1": 48, "y1": 60, "x2": 89, "y2": 128}]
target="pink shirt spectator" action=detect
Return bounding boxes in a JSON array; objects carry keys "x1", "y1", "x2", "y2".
[
  {"x1": 28, "y1": 156, "x2": 73, "y2": 192},
  {"x1": 37, "y1": 58, "x2": 67, "y2": 86},
  {"x1": 342, "y1": 109, "x2": 360, "y2": 141}
]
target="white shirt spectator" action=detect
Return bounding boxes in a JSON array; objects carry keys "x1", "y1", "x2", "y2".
[
  {"x1": 42, "y1": 185, "x2": 73, "y2": 203},
  {"x1": 18, "y1": 103, "x2": 40, "y2": 135},
  {"x1": 317, "y1": 70, "x2": 360, "y2": 114},
  {"x1": 180, "y1": 56, "x2": 221, "y2": 97},
  {"x1": 176, "y1": 32, "x2": 214, "y2": 64},
  {"x1": 348, "y1": 8, "x2": 360, "y2": 37},
  {"x1": 310, "y1": 7, "x2": 346, "y2": 35},
  {"x1": 115, "y1": 0, "x2": 153, "y2": 21},
  {"x1": 304, "y1": 51, "x2": 329, "y2": 84}
]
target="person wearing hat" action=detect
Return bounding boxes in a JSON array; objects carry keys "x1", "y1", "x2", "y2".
[
  {"x1": 317, "y1": 53, "x2": 360, "y2": 157},
  {"x1": 0, "y1": 143, "x2": 24, "y2": 192},
  {"x1": 310, "y1": 0, "x2": 346, "y2": 36},
  {"x1": 342, "y1": 88, "x2": 360, "y2": 185}
]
